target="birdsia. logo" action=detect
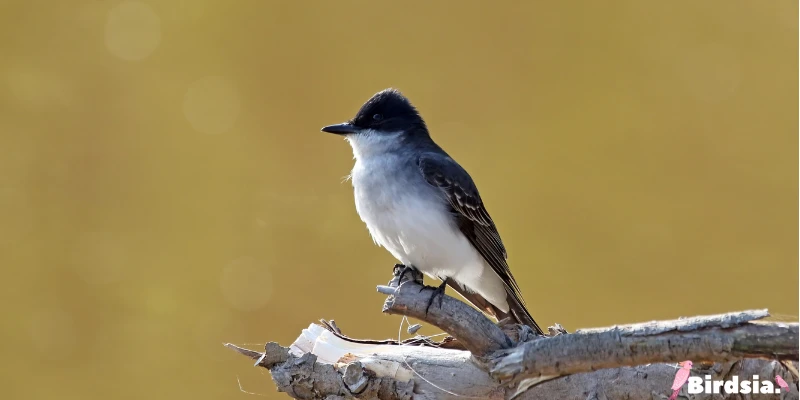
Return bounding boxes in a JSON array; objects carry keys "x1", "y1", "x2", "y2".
[
  {"x1": 685, "y1": 375, "x2": 782, "y2": 395},
  {"x1": 669, "y1": 360, "x2": 789, "y2": 397}
]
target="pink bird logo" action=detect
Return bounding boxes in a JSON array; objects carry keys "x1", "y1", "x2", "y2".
[
  {"x1": 669, "y1": 360, "x2": 693, "y2": 400},
  {"x1": 776, "y1": 375, "x2": 789, "y2": 391}
]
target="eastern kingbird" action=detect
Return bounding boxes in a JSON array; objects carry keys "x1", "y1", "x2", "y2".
[{"x1": 321, "y1": 88, "x2": 543, "y2": 334}]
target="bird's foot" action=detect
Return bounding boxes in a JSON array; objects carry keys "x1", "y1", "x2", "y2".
[
  {"x1": 392, "y1": 264, "x2": 423, "y2": 286},
  {"x1": 393, "y1": 263, "x2": 412, "y2": 277},
  {"x1": 424, "y1": 280, "x2": 447, "y2": 315}
]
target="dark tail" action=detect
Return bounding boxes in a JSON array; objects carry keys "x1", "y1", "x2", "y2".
[
  {"x1": 445, "y1": 278, "x2": 544, "y2": 335},
  {"x1": 497, "y1": 290, "x2": 544, "y2": 335}
]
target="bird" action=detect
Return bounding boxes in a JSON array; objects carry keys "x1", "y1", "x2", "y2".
[
  {"x1": 320, "y1": 88, "x2": 543, "y2": 334},
  {"x1": 669, "y1": 360, "x2": 693, "y2": 400}
]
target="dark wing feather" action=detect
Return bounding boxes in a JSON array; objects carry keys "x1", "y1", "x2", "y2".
[{"x1": 418, "y1": 154, "x2": 543, "y2": 334}]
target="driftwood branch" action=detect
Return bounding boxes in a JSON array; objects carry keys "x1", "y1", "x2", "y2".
[
  {"x1": 491, "y1": 309, "x2": 798, "y2": 382},
  {"x1": 226, "y1": 268, "x2": 799, "y2": 399},
  {"x1": 380, "y1": 267, "x2": 514, "y2": 357}
]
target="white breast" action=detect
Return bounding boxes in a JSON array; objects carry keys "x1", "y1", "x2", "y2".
[
  {"x1": 345, "y1": 131, "x2": 509, "y2": 312},
  {"x1": 355, "y1": 176, "x2": 470, "y2": 274}
]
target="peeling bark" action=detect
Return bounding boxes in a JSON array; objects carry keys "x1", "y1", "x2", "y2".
[{"x1": 225, "y1": 268, "x2": 799, "y2": 399}]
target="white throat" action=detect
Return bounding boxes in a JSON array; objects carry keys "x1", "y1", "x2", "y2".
[{"x1": 346, "y1": 130, "x2": 404, "y2": 160}]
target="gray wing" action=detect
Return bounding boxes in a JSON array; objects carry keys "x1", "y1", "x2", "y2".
[{"x1": 418, "y1": 153, "x2": 542, "y2": 333}]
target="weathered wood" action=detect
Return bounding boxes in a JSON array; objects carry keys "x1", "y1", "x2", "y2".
[
  {"x1": 490, "y1": 310, "x2": 798, "y2": 385},
  {"x1": 227, "y1": 325, "x2": 498, "y2": 399},
  {"x1": 225, "y1": 268, "x2": 799, "y2": 399},
  {"x1": 381, "y1": 267, "x2": 514, "y2": 357},
  {"x1": 226, "y1": 320, "x2": 798, "y2": 400}
]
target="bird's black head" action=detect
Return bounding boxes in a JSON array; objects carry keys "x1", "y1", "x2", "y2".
[{"x1": 321, "y1": 89, "x2": 427, "y2": 136}]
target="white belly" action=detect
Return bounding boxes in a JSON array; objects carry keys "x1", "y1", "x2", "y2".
[
  {"x1": 359, "y1": 191, "x2": 476, "y2": 278},
  {"x1": 350, "y1": 156, "x2": 508, "y2": 311}
]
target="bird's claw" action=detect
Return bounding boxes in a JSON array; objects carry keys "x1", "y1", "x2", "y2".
[
  {"x1": 424, "y1": 281, "x2": 447, "y2": 315},
  {"x1": 393, "y1": 264, "x2": 423, "y2": 285},
  {"x1": 393, "y1": 264, "x2": 411, "y2": 277}
]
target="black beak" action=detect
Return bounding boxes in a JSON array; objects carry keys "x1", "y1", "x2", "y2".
[{"x1": 321, "y1": 123, "x2": 358, "y2": 135}]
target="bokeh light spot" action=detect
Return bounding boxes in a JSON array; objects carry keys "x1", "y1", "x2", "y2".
[
  {"x1": 183, "y1": 76, "x2": 241, "y2": 135},
  {"x1": 220, "y1": 256, "x2": 273, "y2": 311},
  {"x1": 105, "y1": 1, "x2": 161, "y2": 61}
]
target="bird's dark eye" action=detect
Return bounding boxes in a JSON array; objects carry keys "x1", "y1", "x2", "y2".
[{"x1": 372, "y1": 114, "x2": 383, "y2": 121}]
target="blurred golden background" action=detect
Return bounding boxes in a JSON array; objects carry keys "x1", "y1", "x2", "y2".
[{"x1": 1, "y1": 1, "x2": 797, "y2": 399}]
